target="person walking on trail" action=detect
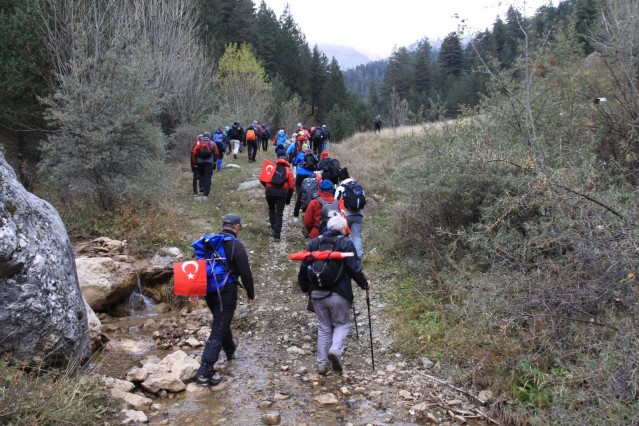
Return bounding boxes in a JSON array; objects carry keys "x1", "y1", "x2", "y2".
[
  {"x1": 223, "y1": 126, "x2": 231, "y2": 155},
  {"x1": 297, "y1": 215, "x2": 371, "y2": 375},
  {"x1": 245, "y1": 121, "x2": 261, "y2": 163},
  {"x1": 292, "y1": 143, "x2": 316, "y2": 222},
  {"x1": 335, "y1": 177, "x2": 366, "y2": 259},
  {"x1": 310, "y1": 125, "x2": 326, "y2": 157},
  {"x1": 191, "y1": 132, "x2": 219, "y2": 200},
  {"x1": 273, "y1": 129, "x2": 288, "y2": 159},
  {"x1": 260, "y1": 122, "x2": 271, "y2": 152},
  {"x1": 191, "y1": 133, "x2": 203, "y2": 198},
  {"x1": 303, "y1": 178, "x2": 337, "y2": 239},
  {"x1": 192, "y1": 214, "x2": 256, "y2": 386},
  {"x1": 262, "y1": 156, "x2": 295, "y2": 240},
  {"x1": 212, "y1": 128, "x2": 227, "y2": 172},
  {"x1": 374, "y1": 115, "x2": 382, "y2": 133},
  {"x1": 227, "y1": 122, "x2": 243, "y2": 159}
]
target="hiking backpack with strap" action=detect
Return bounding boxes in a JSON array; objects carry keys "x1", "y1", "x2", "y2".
[
  {"x1": 270, "y1": 163, "x2": 288, "y2": 186},
  {"x1": 307, "y1": 235, "x2": 345, "y2": 288},
  {"x1": 302, "y1": 151, "x2": 318, "y2": 170},
  {"x1": 317, "y1": 198, "x2": 341, "y2": 232},
  {"x1": 318, "y1": 158, "x2": 340, "y2": 182},
  {"x1": 198, "y1": 138, "x2": 213, "y2": 159},
  {"x1": 311, "y1": 127, "x2": 324, "y2": 142},
  {"x1": 300, "y1": 176, "x2": 320, "y2": 211},
  {"x1": 213, "y1": 132, "x2": 225, "y2": 153},
  {"x1": 191, "y1": 233, "x2": 236, "y2": 292},
  {"x1": 276, "y1": 131, "x2": 287, "y2": 146},
  {"x1": 246, "y1": 128, "x2": 256, "y2": 141},
  {"x1": 342, "y1": 181, "x2": 366, "y2": 210}
]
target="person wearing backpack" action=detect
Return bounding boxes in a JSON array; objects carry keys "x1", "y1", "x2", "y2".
[
  {"x1": 311, "y1": 125, "x2": 325, "y2": 157},
  {"x1": 297, "y1": 215, "x2": 371, "y2": 375},
  {"x1": 191, "y1": 133, "x2": 203, "y2": 198},
  {"x1": 260, "y1": 122, "x2": 270, "y2": 152},
  {"x1": 191, "y1": 132, "x2": 219, "y2": 200},
  {"x1": 292, "y1": 144, "x2": 317, "y2": 221},
  {"x1": 227, "y1": 122, "x2": 243, "y2": 159},
  {"x1": 261, "y1": 156, "x2": 295, "y2": 240},
  {"x1": 191, "y1": 213, "x2": 256, "y2": 386},
  {"x1": 335, "y1": 177, "x2": 366, "y2": 259},
  {"x1": 273, "y1": 129, "x2": 288, "y2": 159},
  {"x1": 317, "y1": 152, "x2": 341, "y2": 184},
  {"x1": 212, "y1": 128, "x2": 227, "y2": 172},
  {"x1": 245, "y1": 121, "x2": 261, "y2": 163},
  {"x1": 374, "y1": 115, "x2": 382, "y2": 133},
  {"x1": 303, "y1": 179, "x2": 339, "y2": 239}
]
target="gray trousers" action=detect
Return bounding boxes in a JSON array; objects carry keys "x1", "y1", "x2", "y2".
[{"x1": 311, "y1": 291, "x2": 351, "y2": 367}]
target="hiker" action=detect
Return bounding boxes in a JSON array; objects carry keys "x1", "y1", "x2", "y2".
[
  {"x1": 297, "y1": 215, "x2": 372, "y2": 375},
  {"x1": 260, "y1": 122, "x2": 271, "y2": 152},
  {"x1": 262, "y1": 156, "x2": 295, "y2": 240},
  {"x1": 374, "y1": 115, "x2": 382, "y2": 133},
  {"x1": 212, "y1": 128, "x2": 227, "y2": 172},
  {"x1": 335, "y1": 177, "x2": 366, "y2": 259},
  {"x1": 191, "y1": 132, "x2": 219, "y2": 200},
  {"x1": 317, "y1": 152, "x2": 341, "y2": 184},
  {"x1": 222, "y1": 126, "x2": 231, "y2": 155},
  {"x1": 227, "y1": 122, "x2": 243, "y2": 159},
  {"x1": 191, "y1": 133, "x2": 203, "y2": 197},
  {"x1": 322, "y1": 124, "x2": 330, "y2": 150},
  {"x1": 292, "y1": 143, "x2": 317, "y2": 221},
  {"x1": 310, "y1": 125, "x2": 326, "y2": 157},
  {"x1": 245, "y1": 121, "x2": 261, "y2": 163},
  {"x1": 303, "y1": 178, "x2": 338, "y2": 239},
  {"x1": 273, "y1": 129, "x2": 288, "y2": 159},
  {"x1": 193, "y1": 213, "x2": 256, "y2": 386}
]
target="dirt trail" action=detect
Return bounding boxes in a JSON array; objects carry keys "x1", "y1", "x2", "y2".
[{"x1": 109, "y1": 159, "x2": 495, "y2": 425}]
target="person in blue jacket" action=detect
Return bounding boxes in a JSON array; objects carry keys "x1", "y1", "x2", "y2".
[{"x1": 292, "y1": 143, "x2": 316, "y2": 222}]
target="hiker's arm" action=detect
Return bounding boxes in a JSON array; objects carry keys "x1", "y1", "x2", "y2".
[{"x1": 232, "y1": 242, "x2": 255, "y2": 300}]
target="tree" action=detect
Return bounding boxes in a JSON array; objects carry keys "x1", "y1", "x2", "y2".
[
  {"x1": 309, "y1": 45, "x2": 329, "y2": 117},
  {"x1": 413, "y1": 38, "x2": 432, "y2": 111},
  {"x1": 213, "y1": 43, "x2": 273, "y2": 125},
  {"x1": 439, "y1": 32, "x2": 464, "y2": 76}
]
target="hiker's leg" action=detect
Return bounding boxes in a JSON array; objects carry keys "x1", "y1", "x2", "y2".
[
  {"x1": 217, "y1": 158, "x2": 223, "y2": 171},
  {"x1": 201, "y1": 289, "x2": 237, "y2": 366},
  {"x1": 192, "y1": 167, "x2": 199, "y2": 194},
  {"x1": 293, "y1": 174, "x2": 305, "y2": 217},
  {"x1": 273, "y1": 196, "x2": 286, "y2": 238},
  {"x1": 232, "y1": 140, "x2": 240, "y2": 156},
  {"x1": 202, "y1": 163, "x2": 213, "y2": 196},
  {"x1": 312, "y1": 294, "x2": 332, "y2": 367},
  {"x1": 326, "y1": 293, "x2": 351, "y2": 356},
  {"x1": 347, "y1": 215, "x2": 364, "y2": 259},
  {"x1": 266, "y1": 195, "x2": 277, "y2": 230}
]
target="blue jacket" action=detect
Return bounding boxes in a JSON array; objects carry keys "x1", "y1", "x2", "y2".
[{"x1": 293, "y1": 150, "x2": 314, "y2": 176}]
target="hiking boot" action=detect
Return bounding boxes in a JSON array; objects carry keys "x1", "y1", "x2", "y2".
[
  {"x1": 328, "y1": 349, "x2": 343, "y2": 372},
  {"x1": 196, "y1": 370, "x2": 222, "y2": 386},
  {"x1": 293, "y1": 217, "x2": 299, "y2": 223},
  {"x1": 318, "y1": 363, "x2": 329, "y2": 375},
  {"x1": 234, "y1": 154, "x2": 237, "y2": 159}
]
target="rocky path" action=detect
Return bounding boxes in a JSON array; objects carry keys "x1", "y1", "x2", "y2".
[{"x1": 101, "y1": 159, "x2": 497, "y2": 425}]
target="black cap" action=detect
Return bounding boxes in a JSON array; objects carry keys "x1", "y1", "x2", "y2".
[{"x1": 222, "y1": 213, "x2": 242, "y2": 227}]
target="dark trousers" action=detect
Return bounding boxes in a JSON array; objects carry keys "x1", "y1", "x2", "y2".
[
  {"x1": 293, "y1": 173, "x2": 309, "y2": 217},
  {"x1": 197, "y1": 162, "x2": 214, "y2": 196},
  {"x1": 261, "y1": 137, "x2": 269, "y2": 151},
  {"x1": 247, "y1": 140, "x2": 258, "y2": 161},
  {"x1": 201, "y1": 285, "x2": 238, "y2": 368},
  {"x1": 312, "y1": 139, "x2": 323, "y2": 156},
  {"x1": 192, "y1": 166, "x2": 200, "y2": 194},
  {"x1": 266, "y1": 195, "x2": 287, "y2": 238}
]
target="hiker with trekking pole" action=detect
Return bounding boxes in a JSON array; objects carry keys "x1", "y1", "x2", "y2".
[{"x1": 295, "y1": 215, "x2": 372, "y2": 375}]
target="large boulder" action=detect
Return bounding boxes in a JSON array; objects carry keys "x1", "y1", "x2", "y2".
[
  {"x1": 75, "y1": 256, "x2": 137, "y2": 312},
  {"x1": 0, "y1": 152, "x2": 90, "y2": 367}
]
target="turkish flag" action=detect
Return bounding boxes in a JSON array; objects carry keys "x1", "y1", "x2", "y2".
[
  {"x1": 173, "y1": 260, "x2": 208, "y2": 296},
  {"x1": 259, "y1": 160, "x2": 276, "y2": 183}
]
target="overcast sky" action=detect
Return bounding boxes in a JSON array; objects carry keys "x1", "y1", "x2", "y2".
[{"x1": 261, "y1": 0, "x2": 554, "y2": 58}]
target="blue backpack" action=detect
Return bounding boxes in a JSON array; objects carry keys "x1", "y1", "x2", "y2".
[
  {"x1": 191, "y1": 233, "x2": 236, "y2": 292},
  {"x1": 276, "y1": 131, "x2": 287, "y2": 147}
]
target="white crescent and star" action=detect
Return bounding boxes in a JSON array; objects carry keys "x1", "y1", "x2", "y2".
[
  {"x1": 265, "y1": 164, "x2": 274, "y2": 174},
  {"x1": 181, "y1": 261, "x2": 199, "y2": 280}
]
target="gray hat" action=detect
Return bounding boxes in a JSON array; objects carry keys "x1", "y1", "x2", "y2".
[{"x1": 222, "y1": 213, "x2": 242, "y2": 227}]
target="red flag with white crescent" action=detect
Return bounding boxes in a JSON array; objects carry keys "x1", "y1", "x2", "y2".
[
  {"x1": 173, "y1": 260, "x2": 208, "y2": 296},
  {"x1": 259, "y1": 159, "x2": 276, "y2": 183}
]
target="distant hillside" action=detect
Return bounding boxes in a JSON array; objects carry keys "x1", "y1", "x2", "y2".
[{"x1": 317, "y1": 43, "x2": 382, "y2": 70}]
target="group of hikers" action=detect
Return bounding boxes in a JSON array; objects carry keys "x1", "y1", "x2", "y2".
[{"x1": 185, "y1": 120, "x2": 372, "y2": 386}]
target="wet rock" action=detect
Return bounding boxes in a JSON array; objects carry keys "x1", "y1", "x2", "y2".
[
  {"x1": 261, "y1": 411, "x2": 281, "y2": 425},
  {"x1": 313, "y1": 393, "x2": 339, "y2": 406},
  {"x1": 185, "y1": 337, "x2": 202, "y2": 348},
  {"x1": 185, "y1": 383, "x2": 210, "y2": 394},
  {"x1": 126, "y1": 366, "x2": 149, "y2": 383},
  {"x1": 273, "y1": 393, "x2": 289, "y2": 401},
  {"x1": 286, "y1": 346, "x2": 307, "y2": 355},
  {"x1": 112, "y1": 389, "x2": 153, "y2": 411},
  {"x1": 340, "y1": 386, "x2": 351, "y2": 396},
  {"x1": 258, "y1": 400, "x2": 274, "y2": 409},
  {"x1": 76, "y1": 256, "x2": 137, "y2": 312},
  {"x1": 160, "y1": 350, "x2": 199, "y2": 382},
  {"x1": 141, "y1": 372, "x2": 186, "y2": 394},
  {"x1": 85, "y1": 299, "x2": 104, "y2": 350},
  {"x1": 121, "y1": 408, "x2": 148, "y2": 424}
]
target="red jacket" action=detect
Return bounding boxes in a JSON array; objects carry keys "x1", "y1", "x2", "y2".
[{"x1": 303, "y1": 191, "x2": 336, "y2": 238}]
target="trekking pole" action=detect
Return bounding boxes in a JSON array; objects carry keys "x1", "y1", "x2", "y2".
[
  {"x1": 352, "y1": 303, "x2": 359, "y2": 340},
  {"x1": 366, "y1": 288, "x2": 375, "y2": 370}
]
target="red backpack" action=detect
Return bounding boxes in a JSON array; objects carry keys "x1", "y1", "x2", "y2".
[{"x1": 198, "y1": 138, "x2": 213, "y2": 159}]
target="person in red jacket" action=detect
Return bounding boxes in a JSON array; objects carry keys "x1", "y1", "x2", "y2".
[
  {"x1": 303, "y1": 179, "x2": 337, "y2": 239},
  {"x1": 262, "y1": 156, "x2": 296, "y2": 240}
]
